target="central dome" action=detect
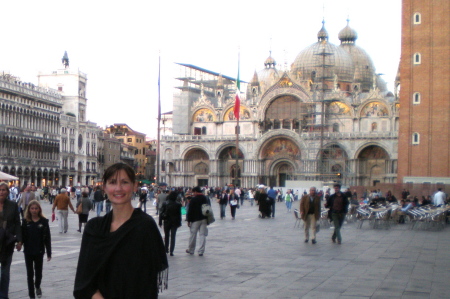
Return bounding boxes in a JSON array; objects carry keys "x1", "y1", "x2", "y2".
[{"x1": 291, "y1": 23, "x2": 355, "y2": 85}]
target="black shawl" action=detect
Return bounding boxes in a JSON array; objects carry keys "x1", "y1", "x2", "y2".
[{"x1": 74, "y1": 208, "x2": 168, "y2": 299}]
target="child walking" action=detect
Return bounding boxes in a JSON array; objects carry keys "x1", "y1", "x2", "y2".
[{"x1": 22, "y1": 200, "x2": 52, "y2": 299}]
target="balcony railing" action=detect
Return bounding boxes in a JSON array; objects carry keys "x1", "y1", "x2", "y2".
[{"x1": 161, "y1": 131, "x2": 398, "y2": 142}]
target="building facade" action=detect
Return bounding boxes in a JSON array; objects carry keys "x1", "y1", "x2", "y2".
[
  {"x1": 38, "y1": 58, "x2": 100, "y2": 187},
  {"x1": 105, "y1": 124, "x2": 146, "y2": 177},
  {"x1": 0, "y1": 72, "x2": 62, "y2": 187},
  {"x1": 397, "y1": 0, "x2": 450, "y2": 182},
  {"x1": 160, "y1": 22, "x2": 399, "y2": 188}
]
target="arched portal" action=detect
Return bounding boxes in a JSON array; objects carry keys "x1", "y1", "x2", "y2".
[
  {"x1": 357, "y1": 145, "x2": 389, "y2": 186},
  {"x1": 260, "y1": 138, "x2": 300, "y2": 186},
  {"x1": 218, "y1": 146, "x2": 244, "y2": 185},
  {"x1": 271, "y1": 161, "x2": 296, "y2": 187},
  {"x1": 184, "y1": 148, "x2": 210, "y2": 186},
  {"x1": 318, "y1": 144, "x2": 348, "y2": 182}
]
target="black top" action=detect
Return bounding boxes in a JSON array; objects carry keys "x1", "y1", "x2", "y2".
[
  {"x1": 93, "y1": 190, "x2": 104, "y2": 202},
  {"x1": 0, "y1": 199, "x2": 22, "y2": 262},
  {"x1": 326, "y1": 192, "x2": 349, "y2": 214},
  {"x1": 186, "y1": 194, "x2": 208, "y2": 223},
  {"x1": 74, "y1": 209, "x2": 168, "y2": 299},
  {"x1": 22, "y1": 218, "x2": 51, "y2": 257},
  {"x1": 159, "y1": 200, "x2": 182, "y2": 228}
]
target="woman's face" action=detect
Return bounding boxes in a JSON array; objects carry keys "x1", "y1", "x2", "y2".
[
  {"x1": 29, "y1": 204, "x2": 40, "y2": 217},
  {"x1": 104, "y1": 169, "x2": 137, "y2": 206},
  {"x1": 0, "y1": 186, "x2": 8, "y2": 201}
]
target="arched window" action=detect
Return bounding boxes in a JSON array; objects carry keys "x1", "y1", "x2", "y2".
[
  {"x1": 412, "y1": 132, "x2": 420, "y2": 145},
  {"x1": 414, "y1": 53, "x2": 421, "y2": 65},
  {"x1": 413, "y1": 92, "x2": 421, "y2": 104},
  {"x1": 413, "y1": 13, "x2": 421, "y2": 24}
]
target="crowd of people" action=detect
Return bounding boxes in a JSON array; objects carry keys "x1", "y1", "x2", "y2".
[{"x1": 0, "y1": 172, "x2": 449, "y2": 298}]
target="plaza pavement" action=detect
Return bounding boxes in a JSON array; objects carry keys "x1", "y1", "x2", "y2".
[{"x1": 7, "y1": 197, "x2": 450, "y2": 299}]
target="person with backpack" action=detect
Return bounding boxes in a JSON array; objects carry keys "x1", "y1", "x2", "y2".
[{"x1": 158, "y1": 192, "x2": 182, "y2": 256}]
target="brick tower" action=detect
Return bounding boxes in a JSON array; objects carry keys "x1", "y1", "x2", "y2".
[{"x1": 397, "y1": 0, "x2": 450, "y2": 182}]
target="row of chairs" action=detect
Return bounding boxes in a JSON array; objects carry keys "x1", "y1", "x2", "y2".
[{"x1": 406, "y1": 208, "x2": 447, "y2": 230}]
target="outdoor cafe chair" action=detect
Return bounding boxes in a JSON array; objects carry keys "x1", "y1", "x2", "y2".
[
  {"x1": 293, "y1": 209, "x2": 301, "y2": 228},
  {"x1": 356, "y1": 207, "x2": 373, "y2": 229}
]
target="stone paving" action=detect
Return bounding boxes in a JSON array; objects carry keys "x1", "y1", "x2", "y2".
[{"x1": 6, "y1": 198, "x2": 450, "y2": 298}]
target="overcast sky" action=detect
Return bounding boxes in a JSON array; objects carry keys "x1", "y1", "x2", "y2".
[{"x1": 0, "y1": 0, "x2": 401, "y2": 138}]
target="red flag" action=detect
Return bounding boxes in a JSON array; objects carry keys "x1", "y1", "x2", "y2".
[{"x1": 234, "y1": 57, "x2": 241, "y2": 120}]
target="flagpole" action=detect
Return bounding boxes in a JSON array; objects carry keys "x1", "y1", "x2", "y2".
[
  {"x1": 156, "y1": 53, "x2": 161, "y2": 185},
  {"x1": 234, "y1": 51, "x2": 240, "y2": 188}
]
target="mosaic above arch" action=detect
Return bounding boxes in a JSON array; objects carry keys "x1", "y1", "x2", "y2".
[
  {"x1": 224, "y1": 106, "x2": 251, "y2": 121},
  {"x1": 327, "y1": 102, "x2": 351, "y2": 116},
  {"x1": 361, "y1": 102, "x2": 388, "y2": 117},
  {"x1": 219, "y1": 146, "x2": 244, "y2": 159},
  {"x1": 261, "y1": 138, "x2": 300, "y2": 159},
  {"x1": 193, "y1": 108, "x2": 215, "y2": 122}
]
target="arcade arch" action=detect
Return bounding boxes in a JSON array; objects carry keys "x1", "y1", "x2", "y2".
[{"x1": 357, "y1": 145, "x2": 389, "y2": 186}]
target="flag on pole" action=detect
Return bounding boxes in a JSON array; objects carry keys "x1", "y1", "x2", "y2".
[{"x1": 234, "y1": 55, "x2": 241, "y2": 120}]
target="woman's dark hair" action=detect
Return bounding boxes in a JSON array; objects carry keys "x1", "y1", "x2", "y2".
[{"x1": 103, "y1": 163, "x2": 136, "y2": 185}]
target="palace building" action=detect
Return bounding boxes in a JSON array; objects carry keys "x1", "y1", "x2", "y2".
[
  {"x1": 160, "y1": 21, "x2": 399, "y2": 188},
  {"x1": 0, "y1": 72, "x2": 62, "y2": 186}
]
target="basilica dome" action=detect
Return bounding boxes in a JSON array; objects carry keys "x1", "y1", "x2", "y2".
[
  {"x1": 252, "y1": 53, "x2": 281, "y2": 94},
  {"x1": 338, "y1": 21, "x2": 385, "y2": 91},
  {"x1": 291, "y1": 22, "x2": 355, "y2": 84}
]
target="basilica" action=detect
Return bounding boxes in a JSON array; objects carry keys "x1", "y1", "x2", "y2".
[{"x1": 161, "y1": 21, "x2": 399, "y2": 188}]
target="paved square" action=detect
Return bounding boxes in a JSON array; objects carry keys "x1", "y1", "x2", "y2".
[{"x1": 7, "y1": 199, "x2": 450, "y2": 298}]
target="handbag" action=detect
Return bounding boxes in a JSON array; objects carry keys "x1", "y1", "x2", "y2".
[
  {"x1": 181, "y1": 206, "x2": 186, "y2": 215},
  {"x1": 51, "y1": 212, "x2": 55, "y2": 222},
  {"x1": 76, "y1": 202, "x2": 83, "y2": 214},
  {"x1": 202, "y1": 204, "x2": 211, "y2": 216}
]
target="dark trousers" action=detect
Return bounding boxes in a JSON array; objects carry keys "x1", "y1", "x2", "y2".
[
  {"x1": 0, "y1": 254, "x2": 13, "y2": 299},
  {"x1": 164, "y1": 225, "x2": 178, "y2": 254},
  {"x1": 270, "y1": 199, "x2": 276, "y2": 217},
  {"x1": 24, "y1": 253, "x2": 44, "y2": 299},
  {"x1": 220, "y1": 204, "x2": 227, "y2": 218},
  {"x1": 230, "y1": 205, "x2": 237, "y2": 218},
  {"x1": 331, "y1": 212, "x2": 346, "y2": 242}
]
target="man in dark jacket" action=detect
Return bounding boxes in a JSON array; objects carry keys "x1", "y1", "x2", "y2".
[
  {"x1": 185, "y1": 186, "x2": 208, "y2": 256},
  {"x1": 159, "y1": 192, "x2": 182, "y2": 256},
  {"x1": 325, "y1": 184, "x2": 349, "y2": 244},
  {"x1": 93, "y1": 187, "x2": 104, "y2": 217}
]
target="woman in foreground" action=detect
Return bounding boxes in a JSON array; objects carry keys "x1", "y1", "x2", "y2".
[{"x1": 74, "y1": 163, "x2": 168, "y2": 299}]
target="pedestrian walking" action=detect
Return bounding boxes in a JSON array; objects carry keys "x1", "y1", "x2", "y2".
[
  {"x1": 325, "y1": 184, "x2": 349, "y2": 244},
  {"x1": 51, "y1": 188, "x2": 76, "y2": 233},
  {"x1": 93, "y1": 186, "x2": 104, "y2": 217},
  {"x1": 284, "y1": 189, "x2": 293, "y2": 212},
  {"x1": 299, "y1": 187, "x2": 321, "y2": 244},
  {"x1": 159, "y1": 192, "x2": 182, "y2": 256},
  {"x1": 229, "y1": 189, "x2": 239, "y2": 220},
  {"x1": 21, "y1": 200, "x2": 51, "y2": 299},
  {"x1": 0, "y1": 182, "x2": 23, "y2": 299},
  {"x1": 140, "y1": 189, "x2": 148, "y2": 213},
  {"x1": 186, "y1": 186, "x2": 209, "y2": 256},
  {"x1": 76, "y1": 189, "x2": 93, "y2": 233},
  {"x1": 218, "y1": 190, "x2": 228, "y2": 219}
]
